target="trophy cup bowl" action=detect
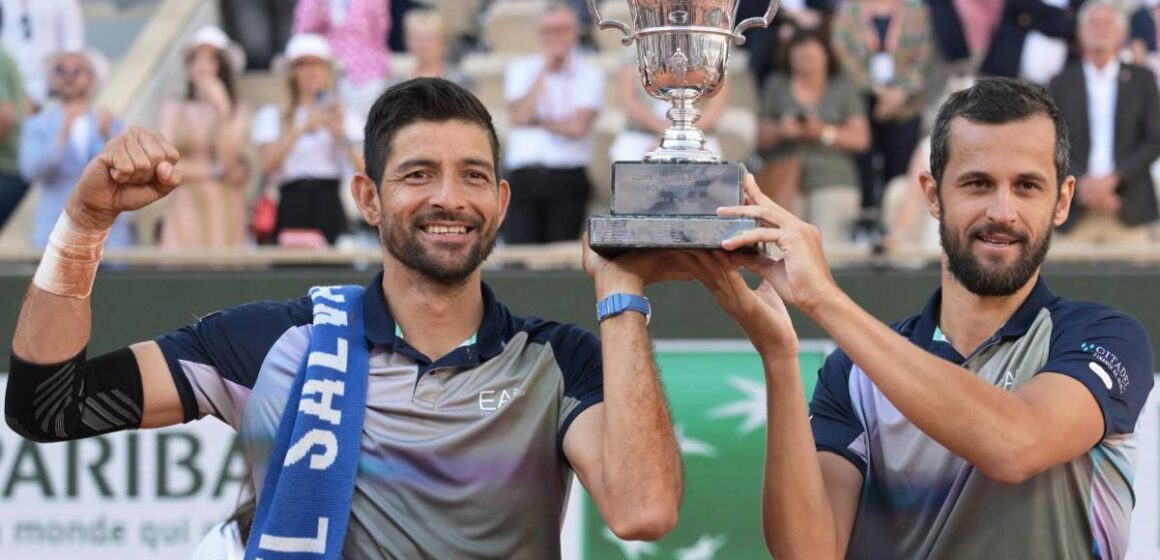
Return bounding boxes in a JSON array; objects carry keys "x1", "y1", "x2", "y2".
[{"x1": 586, "y1": 0, "x2": 779, "y2": 251}]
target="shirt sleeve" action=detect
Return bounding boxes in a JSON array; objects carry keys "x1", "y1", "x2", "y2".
[
  {"x1": 758, "y1": 74, "x2": 787, "y2": 120},
  {"x1": 19, "y1": 112, "x2": 65, "y2": 182},
  {"x1": 251, "y1": 105, "x2": 282, "y2": 146},
  {"x1": 809, "y1": 349, "x2": 869, "y2": 476},
  {"x1": 1042, "y1": 305, "x2": 1155, "y2": 438},
  {"x1": 839, "y1": 77, "x2": 867, "y2": 121},
  {"x1": 343, "y1": 109, "x2": 365, "y2": 144},
  {"x1": 503, "y1": 57, "x2": 538, "y2": 103},
  {"x1": 153, "y1": 298, "x2": 312, "y2": 425},
  {"x1": 575, "y1": 61, "x2": 605, "y2": 111},
  {"x1": 547, "y1": 324, "x2": 604, "y2": 448}
]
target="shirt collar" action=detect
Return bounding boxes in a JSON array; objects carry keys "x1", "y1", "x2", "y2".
[
  {"x1": 1083, "y1": 59, "x2": 1121, "y2": 84},
  {"x1": 911, "y1": 276, "x2": 1058, "y2": 350},
  {"x1": 362, "y1": 270, "x2": 509, "y2": 363}
]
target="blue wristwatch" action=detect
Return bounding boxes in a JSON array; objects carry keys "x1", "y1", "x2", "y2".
[{"x1": 596, "y1": 293, "x2": 651, "y2": 324}]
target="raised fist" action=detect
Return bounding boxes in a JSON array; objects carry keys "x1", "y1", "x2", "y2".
[{"x1": 66, "y1": 125, "x2": 182, "y2": 231}]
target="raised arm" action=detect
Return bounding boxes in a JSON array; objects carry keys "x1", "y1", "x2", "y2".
[
  {"x1": 719, "y1": 177, "x2": 1137, "y2": 485},
  {"x1": 7, "y1": 127, "x2": 187, "y2": 442},
  {"x1": 561, "y1": 245, "x2": 686, "y2": 540},
  {"x1": 687, "y1": 249, "x2": 862, "y2": 559}
]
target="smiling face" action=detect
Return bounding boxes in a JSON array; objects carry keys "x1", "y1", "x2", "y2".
[
  {"x1": 355, "y1": 120, "x2": 509, "y2": 286},
  {"x1": 923, "y1": 115, "x2": 1075, "y2": 296}
]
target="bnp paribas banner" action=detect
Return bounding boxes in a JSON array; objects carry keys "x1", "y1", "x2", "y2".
[{"x1": 1, "y1": 341, "x2": 1159, "y2": 559}]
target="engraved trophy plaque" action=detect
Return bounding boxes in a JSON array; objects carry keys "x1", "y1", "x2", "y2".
[{"x1": 586, "y1": 0, "x2": 779, "y2": 250}]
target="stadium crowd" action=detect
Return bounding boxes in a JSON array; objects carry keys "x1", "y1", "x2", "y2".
[{"x1": 0, "y1": 0, "x2": 1157, "y2": 255}]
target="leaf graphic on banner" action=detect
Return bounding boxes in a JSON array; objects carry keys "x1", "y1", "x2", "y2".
[
  {"x1": 676, "y1": 425, "x2": 717, "y2": 457},
  {"x1": 603, "y1": 527, "x2": 660, "y2": 559},
  {"x1": 706, "y1": 376, "x2": 767, "y2": 434},
  {"x1": 673, "y1": 534, "x2": 727, "y2": 560}
]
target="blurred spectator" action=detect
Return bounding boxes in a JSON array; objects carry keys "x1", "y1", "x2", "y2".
[
  {"x1": 252, "y1": 34, "x2": 364, "y2": 248},
  {"x1": 881, "y1": 134, "x2": 938, "y2": 253},
  {"x1": 924, "y1": 0, "x2": 971, "y2": 65},
  {"x1": 389, "y1": 0, "x2": 424, "y2": 52},
  {"x1": 883, "y1": 74, "x2": 975, "y2": 253},
  {"x1": 294, "y1": 0, "x2": 391, "y2": 123},
  {"x1": 1130, "y1": 0, "x2": 1160, "y2": 79},
  {"x1": 738, "y1": 0, "x2": 835, "y2": 93},
  {"x1": 756, "y1": 29, "x2": 870, "y2": 244},
  {"x1": 20, "y1": 49, "x2": 132, "y2": 248},
  {"x1": 219, "y1": 0, "x2": 296, "y2": 71},
  {"x1": 0, "y1": 0, "x2": 83, "y2": 107},
  {"x1": 502, "y1": 3, "x2": 603, "y2": 245},
  {"x1": 1050, "y1": 0, "x2": 1160, "y2": 243},
  {"x1": 831, "y1": 0, "x2": 932, "y2": 217},
  {"x1": 609, "y1": 52, "x2": 728, "y2": 162},
  {"x1": 158, "y1": 26, "x2": 251, "y2": 249},
  {"x1": 953, "y1": 0, "x2": 1003, "y2": 62},
  {"x1": 0, "y1": 46, "x2": 27, "y2": 230},
  {"x1": 979, "y1": 0, "x2": 1084, "y2": 84},
  {"x1": 391, "y1": 10, "x2": 473, "y2": 88}
]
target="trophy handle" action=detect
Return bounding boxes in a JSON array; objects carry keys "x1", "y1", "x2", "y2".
[
  {"x1": 585, "y1": 0, "x2": 636, "y2": 46},
  {"x1": 732, "y1": 0, "x2": 781, "y2": 45}
]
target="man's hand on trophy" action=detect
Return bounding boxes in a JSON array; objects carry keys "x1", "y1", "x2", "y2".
[
  {"x1": 684, "y1": 249, "x2": 799, "y2": 358},
  {"x1": 716, "y1": 174, "x2": 839, "y2": 315},
  {"x1": 582, "y1": 234, "x2": 696, "y2": 298},
  {"x1": 66, "y1": 125, "x2": 182, "y2": 232}
]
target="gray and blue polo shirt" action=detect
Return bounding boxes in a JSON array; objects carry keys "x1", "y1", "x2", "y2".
[
  {"x1": 154, "y1": 271, "x2": 604, "y2": 559},
  {"x1": 811, "y1": 277, "x2": 1154, "y2": 559}
]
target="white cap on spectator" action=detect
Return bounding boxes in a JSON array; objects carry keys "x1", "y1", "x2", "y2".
[
  {"x1": 186, "y1": 25, "x2": 246, "y2": 73},
  {"x1": 190, "y1": 25, "x2": 231, "y2": 51},
  {"x1": 284, "y1": 34, "x2": 334, "y2": 64}
]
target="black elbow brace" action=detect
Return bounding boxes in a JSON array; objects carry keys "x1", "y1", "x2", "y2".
[{"x1": 5, "y1": 347, "x2": 144, "y2": 442}]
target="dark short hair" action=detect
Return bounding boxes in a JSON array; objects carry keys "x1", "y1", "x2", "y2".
[
  {"x1": 778, "y1": 29, "x2": 839, "y2": 77},
  {"x1": 364, "y1": 77, "x2": 501, "y2": 187},
  {"x1": 930, "y1": 77, "x2": 1069, "y2": 186}
]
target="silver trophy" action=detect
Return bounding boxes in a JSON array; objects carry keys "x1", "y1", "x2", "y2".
[{"x1": 586, "y1": 0, "x2": 779, "y2": 250}]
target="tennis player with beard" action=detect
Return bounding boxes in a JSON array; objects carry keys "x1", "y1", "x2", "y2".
[
  {"x1": 6, "y1": 78, "x2": 684, "y2": 558},
  {"x1": 692, "y1": 77, "x2": 1154, "y2": 559}
]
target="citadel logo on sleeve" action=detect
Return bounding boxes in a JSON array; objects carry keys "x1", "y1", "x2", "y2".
[{"x1": 1080, "y1": 342, "x2": 1129, "y2": 394}]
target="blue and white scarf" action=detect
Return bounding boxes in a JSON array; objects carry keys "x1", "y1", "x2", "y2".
[{"x1": 246, "y1": 286, "x2": 369, "y2": 560}]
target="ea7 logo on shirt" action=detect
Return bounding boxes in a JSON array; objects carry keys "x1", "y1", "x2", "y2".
[
  {"x1": 1080, "y1": 341, "x2": 1129, "y2": 394},
  {"x1": 479, "y1": 387, "x2": 525, "y2": 416}
]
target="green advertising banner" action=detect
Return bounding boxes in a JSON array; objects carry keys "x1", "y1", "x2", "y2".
[{"x1": 576, "y1": 340, "x2": 832, "y2": 560}]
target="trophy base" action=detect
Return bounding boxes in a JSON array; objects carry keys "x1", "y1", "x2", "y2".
[
  {"x1": 589, "y1": 160, "x2": 756, "y2": 252},
  {"x1": 588, "y1": 215, "x2": 757, "y2": 250}
]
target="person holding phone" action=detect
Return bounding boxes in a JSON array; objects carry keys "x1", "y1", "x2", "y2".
[
  {"x1": 251, "y1": 34, "x2": 362, "y2": 247},
  {"x1": 756, "y1": 29, "x2": 870, "y2": 245},
  {"x1": 158, "y1": 26, "x2": 251, "y2": 248}
]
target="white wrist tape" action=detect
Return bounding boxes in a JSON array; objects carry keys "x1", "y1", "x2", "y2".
[{"x1": 32, "y1": 211, "x2": 109, "y2": 298}]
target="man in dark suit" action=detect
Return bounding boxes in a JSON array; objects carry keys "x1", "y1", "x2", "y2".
[
  {"x1": 982, "y1": 0, "x2": 1086, "y2": 80},
  {"x1": 1049, "y1": 0, "x2": 1160, "y2": 242}
]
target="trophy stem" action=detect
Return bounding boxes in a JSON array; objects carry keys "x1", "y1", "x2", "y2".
[{"x1": 644, "y1": 89, "x2": 719, "y2": 163}]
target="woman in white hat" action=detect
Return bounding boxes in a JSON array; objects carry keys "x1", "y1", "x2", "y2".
[
  {"x1": 251, "y1": 33, "x2": 363, "y2": 248},
  {"x1": 158, "y1": 25, "x2": 251, "y2": 248}
]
